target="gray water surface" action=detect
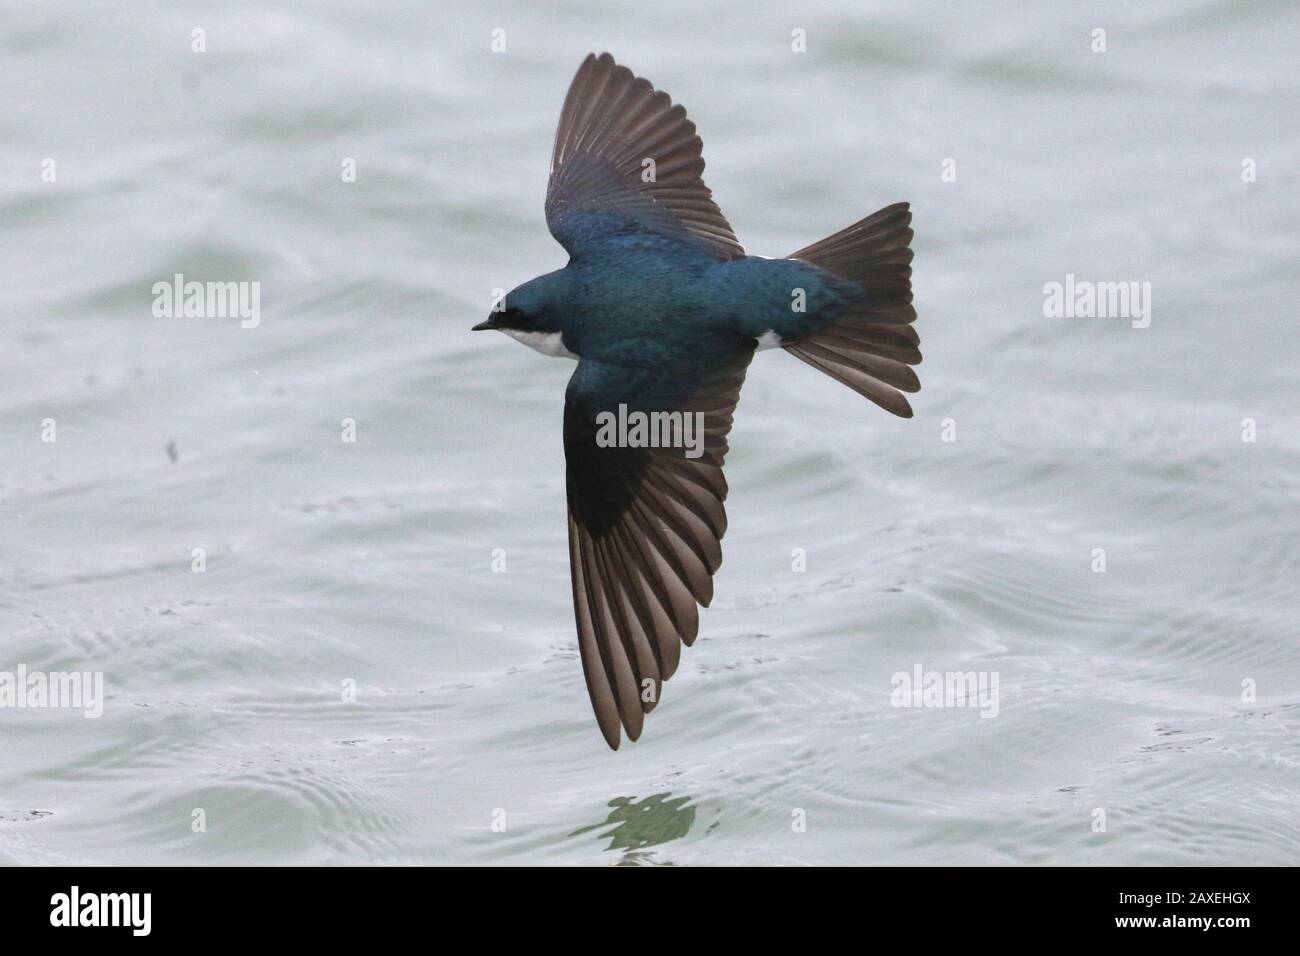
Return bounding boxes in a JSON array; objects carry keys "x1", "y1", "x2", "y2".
[{"x1": 2, "y1": 0, "x2": 1298, "y2": 864}]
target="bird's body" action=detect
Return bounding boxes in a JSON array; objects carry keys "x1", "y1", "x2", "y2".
[
  {"x1": 477, "y1": 53, "x2": 921, "y2": 749},
  {"x1": 509, "y1": 245, "x2": 862, "y2": 369}
]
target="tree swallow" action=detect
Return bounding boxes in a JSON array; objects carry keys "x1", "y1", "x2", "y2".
[{"x1": 475, "y1": 53, "x2": 919, "y2": 749}]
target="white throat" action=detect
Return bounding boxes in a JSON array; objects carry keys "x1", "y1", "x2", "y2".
[{"x1": 502, "y1": 329, "x2": 578, "y2": 359}]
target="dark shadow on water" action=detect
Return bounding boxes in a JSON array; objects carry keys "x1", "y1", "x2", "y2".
[{"x1": 570, "y1": 792, "x2": 696, "y2": 864}]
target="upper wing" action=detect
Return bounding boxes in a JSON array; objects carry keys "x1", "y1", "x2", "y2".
[
  {"x1": 563, "y1": 351, "x2": 753, "y2": 749},
  {"x1": 546, "y1": 52, "x2": 745, "y2": 261}
]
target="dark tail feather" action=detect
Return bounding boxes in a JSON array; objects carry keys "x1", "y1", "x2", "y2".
[{"x1": 784, "y1": 202, "x2": 919, "y2": 418}]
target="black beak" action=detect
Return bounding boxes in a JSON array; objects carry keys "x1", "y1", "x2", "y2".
[{"x1": 471, "y1": 318, "x2": 495, "y2": 332}]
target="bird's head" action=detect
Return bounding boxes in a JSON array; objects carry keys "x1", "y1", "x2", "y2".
[{"x1": 471, "y1": 275, "x2": 560, "y2": 336}]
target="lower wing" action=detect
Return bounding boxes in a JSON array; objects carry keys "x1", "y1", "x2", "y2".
[{"x1": 563, "y1": 350, "x2": 753, "y2": 748}]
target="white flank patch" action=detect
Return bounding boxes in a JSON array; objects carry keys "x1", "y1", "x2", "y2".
[
  {"x1": 755, "y1": 330, "x2": 785, "y2": 350},
  {"x1": 502, "y1": 329, "x2": 578, "y2": 359}
]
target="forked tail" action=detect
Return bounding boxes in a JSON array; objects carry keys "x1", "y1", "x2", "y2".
[{"x1": 784, "y1": 202, "x2": 920, "y2": 417}]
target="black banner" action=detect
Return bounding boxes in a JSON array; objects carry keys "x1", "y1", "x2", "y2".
[{"x1": 0, "y1": 866, "x2": 1277, "y2": 941}]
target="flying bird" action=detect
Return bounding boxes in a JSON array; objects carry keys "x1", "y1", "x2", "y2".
[{"x1": 475, "y1": 53, "x2": 920, "y2": 749}]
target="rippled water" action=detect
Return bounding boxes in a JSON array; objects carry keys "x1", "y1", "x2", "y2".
[{"x1": 2, "y1": 1, "x2": 1298, "y2": 865}]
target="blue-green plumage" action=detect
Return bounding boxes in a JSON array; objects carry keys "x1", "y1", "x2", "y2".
[{"x1": 502, "y1": 223, "x2": 864, "y2": 369}]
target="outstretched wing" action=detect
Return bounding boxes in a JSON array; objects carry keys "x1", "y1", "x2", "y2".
[
  {"x1": 564, "y1": 351, "x2": 753, "y2": 749},
  {"x1": 546, "y1": 52, "x2": 745, "y2": 261}
]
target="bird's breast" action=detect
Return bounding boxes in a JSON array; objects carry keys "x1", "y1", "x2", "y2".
[{"x1": 502, "y1": 329, "x2": 579, "y2": 359}]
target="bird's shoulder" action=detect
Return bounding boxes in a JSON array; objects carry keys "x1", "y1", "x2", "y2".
[{"x1": 562, "y1": 211, "x2": 723, "y2": 269}]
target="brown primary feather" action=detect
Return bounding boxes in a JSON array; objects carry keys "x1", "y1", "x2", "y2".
[
  {"x1": 546, "y1": 52, "x2": 746, "y2": 261},
  {"x1": 566, "y1": 356, "x2": 750, "y2": 748}
]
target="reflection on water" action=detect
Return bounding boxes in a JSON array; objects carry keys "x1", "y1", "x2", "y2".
[{"x1": 570, "y1": 793, "x2": 697, "y2": 863}]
